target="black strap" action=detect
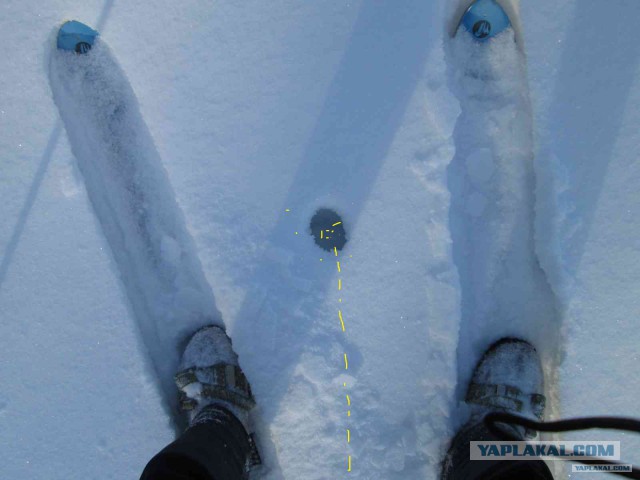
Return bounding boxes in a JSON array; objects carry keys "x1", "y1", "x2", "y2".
[
  {"x1": 175, "y1": 364, "x2": 256, "y2": 411},
  {"x1": 485, "y1": 412, "x2": 640, "y2": 479}
]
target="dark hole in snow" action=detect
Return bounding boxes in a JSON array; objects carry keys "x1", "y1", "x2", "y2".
[{"x1": 309, "y1": 208, "x2": 347, "y2": 252}]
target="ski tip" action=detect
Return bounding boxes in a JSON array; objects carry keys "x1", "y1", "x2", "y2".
[
  {"x1": 458, "y1": 0, "x2": 511, "y2": 41},
  {"x1": 57, "y1": 20, "x2": 99, "y2": 54}
]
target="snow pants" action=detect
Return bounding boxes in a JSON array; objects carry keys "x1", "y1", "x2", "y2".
[{"x1": 140, "y1": 407, "x2": 251, "y2": 480}]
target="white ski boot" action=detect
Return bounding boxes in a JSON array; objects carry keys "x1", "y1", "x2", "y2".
[
  {"x1": 441, "y1": 338, "x2": 552, "y2": 480},
  {"x1": 175, "y1": 325, "x2": 260, "y2": 467}
]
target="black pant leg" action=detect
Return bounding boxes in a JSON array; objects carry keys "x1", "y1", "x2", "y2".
[
  {"x1": 140, "y1": 406, "x2": 251, "y2": 480},
  {"x1": 443, "y1": 422, "x2": 554, "y2": 480}
]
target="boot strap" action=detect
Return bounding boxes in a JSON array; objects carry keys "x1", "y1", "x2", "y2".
[
  {"x1": 467, "y1": 382, "x2": 546, "y2": 420},
  {"x1": 175, "y1": 364, "x2": 256, "y2": 411}
]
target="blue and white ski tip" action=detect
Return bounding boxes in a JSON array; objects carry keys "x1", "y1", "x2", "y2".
[
  {"x1": 57, "y1": 20, "x2": 98, "y2": 54},
  {"x1": 459, "y1": 0, "x2": 510, "y2": 41}
]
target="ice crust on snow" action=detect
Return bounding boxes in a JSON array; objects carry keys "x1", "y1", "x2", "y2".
[{"x1": 465, "y1": 149, "x2": 495, "y2": 186}]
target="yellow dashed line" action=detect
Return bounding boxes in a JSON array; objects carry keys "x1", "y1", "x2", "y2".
[
  {"x1": 337, "y1": 255, "x2": 351, "y2": 471},
  {"x1": 286, "y1": 210, "x2": 354, "y2": 472}
]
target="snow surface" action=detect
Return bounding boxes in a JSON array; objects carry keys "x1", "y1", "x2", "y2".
[{"x1": 1, "y1": 0, "x2": 639, "y2": 479}]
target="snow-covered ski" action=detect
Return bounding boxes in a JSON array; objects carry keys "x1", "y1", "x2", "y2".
[
  {"x1": 49, "y1": 21, "x2": 224, "y2": 427},
  {"x1": 446, "y1": 0, "x2": 560, "y2": 407}
]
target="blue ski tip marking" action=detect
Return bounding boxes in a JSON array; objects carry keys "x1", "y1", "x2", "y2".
[
  {"x1": 460, "y1": 0, "x2": 511, "y2": 41},
  {"x1": 57, "y1": 20, "x2": 98, "y2": 54}
]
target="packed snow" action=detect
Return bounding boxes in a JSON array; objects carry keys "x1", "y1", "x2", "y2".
[{"x1": 1, "y1": 0, "x2": 638, "y2": 479}]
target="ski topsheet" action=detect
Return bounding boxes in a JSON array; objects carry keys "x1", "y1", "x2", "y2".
[
  {"x1": 50, "y1": 21, "x2": 223, "y2": 424},
  {"x1": 446, "y1": 0, "x2": 560, "y2": 399}
]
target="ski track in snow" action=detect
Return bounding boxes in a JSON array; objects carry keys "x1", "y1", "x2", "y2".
[
  {"x1": 49, "y1": 40, "x2": 223, "y2": 429},
  {"x1": 229, "y1": 3, "x2": 460, "y2": 478},
  {"x1": 523, "y1": 2, "x2": 640, "y2": 477}
]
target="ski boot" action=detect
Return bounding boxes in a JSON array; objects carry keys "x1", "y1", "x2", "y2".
[
  {"x1": 441, "y1": 338, "x2": 553, "y2": 480},
  {"x1": 175, "y1": 325, "x2": 261, "y2": 472}
]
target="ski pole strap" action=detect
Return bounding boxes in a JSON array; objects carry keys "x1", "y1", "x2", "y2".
[
  {"x1": 484, "y1": 412, "x2": 640, "y2": 479},
  {"x1": 175, "y1": 364, "x2": 256, "y2": 411}
]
